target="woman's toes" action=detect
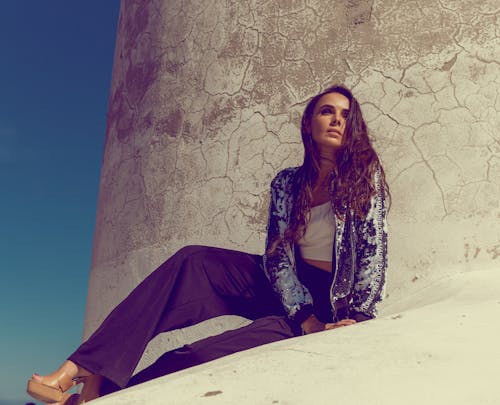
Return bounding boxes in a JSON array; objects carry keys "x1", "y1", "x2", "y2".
[{"x1": 31, "y1": 373, "x2": 42, "y2": 381}]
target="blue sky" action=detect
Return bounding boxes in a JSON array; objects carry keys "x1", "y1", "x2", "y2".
[{"x1": 0, "y1": 2, "x2": 120, "y2": 403}]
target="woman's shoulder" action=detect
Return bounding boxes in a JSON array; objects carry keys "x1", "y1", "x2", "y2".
[{"x1": 271, "y1": 166, "x2": 300, "y2": 186}]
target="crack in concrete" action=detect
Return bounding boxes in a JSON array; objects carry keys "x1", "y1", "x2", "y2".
[
  {"x1": 94, "y1": 0, "x2": 500, "y2": 296},
  {"x1": 390, "y1": 159, "x2": 424, "y2": 186},
  {"x1": 410, "y1": 134, "x2": 449, "y2": 220},
  {"x1": 285, "y1": 347, "x2": 337, "y2": 358}
]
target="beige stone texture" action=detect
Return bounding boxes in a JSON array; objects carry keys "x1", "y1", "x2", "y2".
[
  {"x1": 84, "y1": 0, "x2": 499, "y2": 392},
  {"x1": 92, "y1": 268, "x2": 500, "y2": 404}
]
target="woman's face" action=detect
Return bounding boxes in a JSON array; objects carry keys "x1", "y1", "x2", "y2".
[{"x1": 309, "y1": 92, "x2": 350, "y2": 155}]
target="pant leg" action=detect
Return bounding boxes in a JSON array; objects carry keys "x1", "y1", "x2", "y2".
[
  {"x1": 69, "y1": 245, "x2": 283, "y2": 388},
  {"x1": 99, "y1": 315, "x2": 296, "y2": 395}
]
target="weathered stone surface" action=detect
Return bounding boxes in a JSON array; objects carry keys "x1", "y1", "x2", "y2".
[
  {"x1": 92, "y1": 269, "x2": 500, "y2": 404},
  {"x1": 85, "y1": 0, "x2": 500, "y2": 381}
]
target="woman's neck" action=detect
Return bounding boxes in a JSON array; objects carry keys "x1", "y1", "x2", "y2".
[{"x1": 317, "y1": 155, "x2": 336, "y2": 183}]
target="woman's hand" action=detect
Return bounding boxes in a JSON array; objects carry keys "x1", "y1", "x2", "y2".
[
  {"x1": 324, "y1": 319, "x2": 356, "y2": 329},
  {"x1": 301, "y1": 314, "x2": 356, "y2": 334},
  {"x1": 301, "y1": 314, "x2": 326, "y2": 334}
]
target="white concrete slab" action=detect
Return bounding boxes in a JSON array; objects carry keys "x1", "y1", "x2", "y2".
[{"x1": 92, "y1": 268, "x2": 500, "y2": 405}]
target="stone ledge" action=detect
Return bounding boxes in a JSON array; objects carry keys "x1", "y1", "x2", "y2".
[{"x1": 92, "y1": 268, "x2": 500, "y2": 405}]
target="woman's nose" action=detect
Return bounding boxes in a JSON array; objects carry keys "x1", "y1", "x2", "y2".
[{"x1": 330, "y1": 114, "x2": 341, "y2": 126}]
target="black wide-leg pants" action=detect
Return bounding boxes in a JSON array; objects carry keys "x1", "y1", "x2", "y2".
[{"x1": 69, "y1": 245, "x2": 294, "y2": 389}]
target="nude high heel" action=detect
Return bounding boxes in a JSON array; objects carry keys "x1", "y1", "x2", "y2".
[
  {"x1": 44, "y1": 376, "x2": 100, "y2": 405},
  {"x1": 77, "y1": 375, "x2": 103, "y2": 404},
  {"x1": 51, "y1": 375, "x2": 103, "y2": 405},
  {"x1": 26, "y1": 372, "x2": 83, "y2": 403},
  {"x1": 55, "y1": 393, "x2": 80, "y2": 405}
]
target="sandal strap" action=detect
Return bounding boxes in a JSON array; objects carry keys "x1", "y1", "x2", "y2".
[{"x1": 56, "y1": 371, "x2": 77, "y2": 392}]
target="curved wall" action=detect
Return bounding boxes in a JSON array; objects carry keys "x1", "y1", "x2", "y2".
[{"x1": 85, "y1": 0, "x2": 499, "y2": 372}]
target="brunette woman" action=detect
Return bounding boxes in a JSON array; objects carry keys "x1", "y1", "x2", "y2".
[{"x1": 27, "y1": 84, "x2": 389, "y2": 404}]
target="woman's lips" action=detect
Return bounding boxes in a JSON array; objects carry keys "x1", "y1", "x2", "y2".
[{"x1": 327, "y1": 129, "x2": 342, "y2": 136}]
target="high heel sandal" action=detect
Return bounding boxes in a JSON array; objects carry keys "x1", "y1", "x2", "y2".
[
  {"x1": 56, "y1": 393, "x2": 80, "y2": 405},
  {"x1": 26, "y1": 373, "x2": 84, "y2": 403},
  {"x1": 76, "y1": 375, "x2": 103, "y2": 404},
  {"x1": 57, "y1": 375, "x2": 102, "y2": 405}
]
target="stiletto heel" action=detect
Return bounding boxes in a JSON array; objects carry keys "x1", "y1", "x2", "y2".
[
  {"x1": 56, "y1": 393, "x2": 80, "y2": 405},
  {"x1": 26, "y1": 372, "x2": 81, "y2": 403},
  {"x1": 77, "y1": 375, "x2": 103, "y2": 404}
]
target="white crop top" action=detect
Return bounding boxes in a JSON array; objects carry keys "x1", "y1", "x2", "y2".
[{"x1": 297, "y1": 201, "x2": 335, "y2": 262}]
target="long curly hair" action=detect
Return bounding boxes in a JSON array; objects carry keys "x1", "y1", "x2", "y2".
[{"x1": 269, "y1": 84, "x2": 389, "y2": 254}]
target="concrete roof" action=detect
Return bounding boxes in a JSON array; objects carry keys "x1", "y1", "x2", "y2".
[{"x1": 92, "y1": 268, "x2": 500, "y2": 405}]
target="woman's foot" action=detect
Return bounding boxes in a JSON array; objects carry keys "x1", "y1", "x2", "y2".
[
  {"x1": 27, "y1": 361, "x2": 92, "y2": 403},
  {"x1": 50, "y1": 376, "x2": 102, "y2": 405}
]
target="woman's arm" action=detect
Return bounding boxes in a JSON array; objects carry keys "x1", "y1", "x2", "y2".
[
  {"x1": 351, "y1": 167, "x2": 388, "y2": 320},
  {"x1": 263, "y1": 169, "x2": 314, "y2": 326}
]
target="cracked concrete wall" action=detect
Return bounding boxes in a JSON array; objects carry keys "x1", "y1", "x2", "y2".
[{"x1": 84, "y1": 0, "x2": 499, "y2": 373}]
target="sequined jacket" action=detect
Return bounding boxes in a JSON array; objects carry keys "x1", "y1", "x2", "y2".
[{"x1": 262, "y1": 166, "x2": 388, "y2": 324}]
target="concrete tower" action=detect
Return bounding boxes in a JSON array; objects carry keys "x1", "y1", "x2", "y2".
[{"x1": 85, "y1": 0, "x2": 499, "y2": 375}]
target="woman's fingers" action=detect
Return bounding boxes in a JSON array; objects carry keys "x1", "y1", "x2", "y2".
[
  {"x1": 324, "y1": 319, "x2": 357, "y2": 329},
  {"x1": 340, "y1": 319, "x2": 357, "y2": 325}
]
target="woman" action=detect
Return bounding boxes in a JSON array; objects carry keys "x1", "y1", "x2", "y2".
[{"x1": 27, "y1": 84, "x2": 389, "y2": 404}]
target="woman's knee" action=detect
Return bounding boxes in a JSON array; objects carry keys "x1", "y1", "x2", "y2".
[
  {"x1": 169, "y1": 245, "x2": 225, "y2": 276},
  {"x1": 170, "y1": 245, "x2": 261, "y2": 286},
  {"x1": 172, "y1": 245, "x2": 212, "y2": 261}
]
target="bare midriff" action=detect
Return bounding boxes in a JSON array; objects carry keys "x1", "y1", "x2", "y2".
[{"x1": 302, "y1": 258, "x2": 333, "y2": 272}]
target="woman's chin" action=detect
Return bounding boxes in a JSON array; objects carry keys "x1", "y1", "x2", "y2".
[{"x1": 316, "y1": 143, "x2": 342, "y2": 155}]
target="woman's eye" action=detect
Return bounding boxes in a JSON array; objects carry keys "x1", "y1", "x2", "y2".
[
  {"x1": 320, "y1": 108, "x2": 332, "y2": 115},
  {"x1": 342, "y1": 110, "x2": 349, "y2": 118}
]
